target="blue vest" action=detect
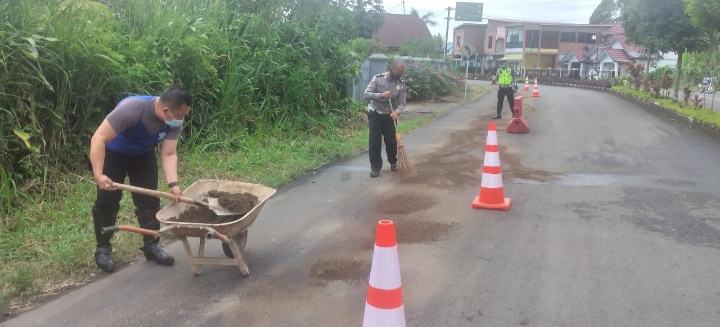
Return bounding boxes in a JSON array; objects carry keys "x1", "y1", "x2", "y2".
[{"x1": 106, "y1": 96, "x2": 172, "y2": 155}]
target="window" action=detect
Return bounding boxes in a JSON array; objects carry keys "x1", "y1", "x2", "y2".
[
  {"x1": 457, "y1": 36, "x2": 461, "y2": 46},
  {"x1": 507, "y1": 29, "x2": 523, "y2": 49},
  {"x1": 488, "y1": 36, "x2": 493, "y2": 49},
  {"x1": 526, "y1": 30, "x2": 540, "y2": 48},
  {"x1": 541, "y1": 31, "x2": 559, "y2": 49},
  {"x1": 561, "y1": 32, "x2": 576, "y2": 43},
  {"x1": 578, "y1": 32, "x2": 596, "y2": 43}
]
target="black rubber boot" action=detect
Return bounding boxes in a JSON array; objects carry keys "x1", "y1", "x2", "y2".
[
  {"x1": 95, "y1": 246, "x2": 115, "y2": 273},
  {"x1": 140, "y1": 243, "x2": 175, "y2": 266},
  {"x1": 136, "y1": 207, "x2": 174, "y2": 266},
  {"x1": 93, "y1": 206, "x2": 118, "y2": 273}
]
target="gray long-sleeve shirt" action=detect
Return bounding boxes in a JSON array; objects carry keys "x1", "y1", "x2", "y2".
[{"x1": 363, "y1": 73, "x2": 407, "y2": 114}]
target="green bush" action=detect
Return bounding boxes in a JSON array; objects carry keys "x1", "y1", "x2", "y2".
[
  {"x1": 611, "y1": 76, "x2": 629, "y2": 86},
  {"x1": 0, "y1": 0, "x2": 383, "y2": 210},
  {"x1": 648, "y1": 65, "x2": 676, "y2": 81},
  {"x1": 403, "y1": 61, "x2": 463, "y2": 101}
]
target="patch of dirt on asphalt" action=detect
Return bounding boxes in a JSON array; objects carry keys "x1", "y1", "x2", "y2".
[
  {"x1": 309, "y1": 258, "x2": 370, "y2": 282},
  {"x1": 396, "y1": 219, "x2": 459, "y2": 244},
  {"x1": 168, "y1": 190, "x2": 258, "y2": 224},
  {"x1": 400, "y1": 108, "x2": 555, "y2": 188},
  {"x1": 374, "y1": 191, "x2": 439, "y2": 214},
  {"x1": 400, "y1": 113, "x2": 493, "y2": 189},
  {"x1": 360, "y1": 218, "x2": 459, "y2": 250}
]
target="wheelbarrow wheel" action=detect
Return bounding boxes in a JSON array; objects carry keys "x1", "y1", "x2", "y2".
[{"x1": 222, "y1": 229, "x2": 248, "y2": 258}]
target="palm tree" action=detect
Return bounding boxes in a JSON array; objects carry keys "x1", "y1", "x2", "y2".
[{"x1": 410, "y1": 7, "x2": 437, "y2": 27}]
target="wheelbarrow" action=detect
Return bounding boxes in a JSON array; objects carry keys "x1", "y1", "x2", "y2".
[{"x1": 102, "y1": 179, "x2": 276, "y2": 277}]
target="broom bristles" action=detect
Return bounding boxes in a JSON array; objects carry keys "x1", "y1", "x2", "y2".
[{"x1": 397, "y1": 143, "x2": 417, "y2": 178}]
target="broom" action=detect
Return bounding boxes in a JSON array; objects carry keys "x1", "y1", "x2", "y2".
[{"x1": 390, "y1": 99, "x2": 417, "y2": 178}]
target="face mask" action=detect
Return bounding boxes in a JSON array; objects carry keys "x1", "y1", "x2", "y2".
[
  {"x1": 392, "y1": 71, "x2": 403, "y2": 80},
  {"x1": 164, "y1": 110, "x2": 183, "y2": 127}
]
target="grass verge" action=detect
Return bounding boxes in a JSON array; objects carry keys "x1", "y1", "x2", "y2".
[
  {"x1": 612, "y1": 86, "x2": 720, "y2": 128},
  {"x1": 0, "y1": 102, "x2": 443, "y2": 317}
]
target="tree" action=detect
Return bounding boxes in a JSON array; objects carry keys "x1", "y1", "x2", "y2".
[
  {"x1": 622, "y1": 0, "x2": 707, "y2": 98},
  {"x1": 589, "y1": 0, "x2": 618, "y2": 24},
  {"x1": 333, "y1": 0, "x2": 386, "y2": 39},
  {"x1": 409, "y1": 7, "x2": 437, "y2": 27},
  {"x1": 685, "y1": 0, "x2": 720, "y2": 34},
  {"x1": 398, "y1": 34, "x2": 443, "y2": 58},
  {"x1": 589, "y1": 0, "x2": 629, "y2": 24}
]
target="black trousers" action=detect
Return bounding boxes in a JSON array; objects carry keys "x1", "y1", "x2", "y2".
[
  {"x1": 497, "y1": 86, "x2": 515, "y2": 117},
  {"x1": 368, "y1": 110, "x2": 397, "y2": 170},
  {"x1": 93, "y1": 148, "x2": 162, "y2": 247}
]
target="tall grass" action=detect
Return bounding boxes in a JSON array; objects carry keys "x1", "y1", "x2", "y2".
[{"x1": 0, "y1": 0, "x2": 379, "y2": 206}]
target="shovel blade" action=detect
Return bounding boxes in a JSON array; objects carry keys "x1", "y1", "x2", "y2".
[{"x1": 207, "y1": 198, "x2": 240, "y2": 216}]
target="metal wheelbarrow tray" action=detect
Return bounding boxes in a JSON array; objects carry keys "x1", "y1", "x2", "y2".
[{"x1": 104, "y1": 179, "x2": 276, "y2": 277}]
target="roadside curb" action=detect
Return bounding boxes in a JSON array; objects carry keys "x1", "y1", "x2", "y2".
[{"x1": 538, "y1": 82, "x2": 720, "y2": 138}]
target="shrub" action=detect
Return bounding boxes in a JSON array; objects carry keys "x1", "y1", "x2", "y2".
[
  {"x1": 648, "y1": 65, "x2": 675, "y2": 81},
  {"x1": 611, "y1": 76, "x2": 628, "y2": 86},
  {"x1": 403, "y1": 61, "x2": 463, "y2": 101},
  {"x1": 659, "y1": 74, "x2": 674, "y2": 97},
  {"x1": 626, "y1": 62, "x2": 645, "y2": 90},
  {"x1": 0, "y1": 0, "x2": 372, "y2": 198}
]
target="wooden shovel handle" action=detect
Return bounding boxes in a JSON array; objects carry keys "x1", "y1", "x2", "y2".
[{"x1": 109, "y1": 183, "x2": 209, "y2": 208}]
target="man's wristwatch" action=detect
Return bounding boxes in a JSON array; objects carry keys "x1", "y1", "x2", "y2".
[{"x1": 167, "y1": 181, "x2": 179, "y2": 189}]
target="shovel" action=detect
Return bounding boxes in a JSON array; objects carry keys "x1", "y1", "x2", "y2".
[{"x1": 108, "y1": 183, "x2": 238, "y2": 216}]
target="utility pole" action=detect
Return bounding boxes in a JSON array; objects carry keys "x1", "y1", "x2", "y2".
[
  {"x1": 402, "y1": 0, "x2": 406, "y2": 14},
  {"x1": 443, "y1": 6, "x2": 453, "y2": 61}
]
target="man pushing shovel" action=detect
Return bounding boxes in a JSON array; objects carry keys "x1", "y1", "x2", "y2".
[{"x1": 88, "y1": 85, "x2": 192, "y2": 273}]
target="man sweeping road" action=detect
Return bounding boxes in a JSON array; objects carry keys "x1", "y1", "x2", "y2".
[
  {"x1": 88, "y1": 85, "x2": 192, "y2": 273},
  {"x1": 363, "y1": 60, "x2": 407, "y2": 178}
]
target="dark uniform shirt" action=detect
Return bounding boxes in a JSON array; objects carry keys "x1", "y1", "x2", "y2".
[
  {"x1": 363, "y1": 73, "x2": 407, "y2": 114},
  {"x1": 105, "y1": 96, "x2": 182, "y2": 155}
]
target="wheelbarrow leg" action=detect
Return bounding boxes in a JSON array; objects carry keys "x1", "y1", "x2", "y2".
[
  {"x1": 230, "y1": 229, "x2": 250, "y2": 277},
  {"x1": 181, "y1": 237, "x2": 202, "y2": 276},
  {"x1": 197, "y1": 237, "x2": 205, "y2": 272}
]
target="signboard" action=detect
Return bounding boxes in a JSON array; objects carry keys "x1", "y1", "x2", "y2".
[
  {"x1": 455, "y1": 2, "x2": 483, "y2": 22},
  {"x1": 460, "y1": 44, "x2": 476, "y2": 59}
]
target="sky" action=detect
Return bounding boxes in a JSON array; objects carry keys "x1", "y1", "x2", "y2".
[{"x1": 381, "y1": 0, "x2": 602, "y2": 40}]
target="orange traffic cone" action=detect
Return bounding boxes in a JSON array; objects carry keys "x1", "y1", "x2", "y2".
[
  {"x1": 532, "y1": 78, "x2": 540, "y2": 97},
  {"x1": 472, "y1": 122, "x2": 511, "y2": 210},
  {"x1": 362, "y1": 220, "x2": 406, "y2": 327},
  {"x1": 523, "y1": 76, "x2": 530, "y2": 91}
]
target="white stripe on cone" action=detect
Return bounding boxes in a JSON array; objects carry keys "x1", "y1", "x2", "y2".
[
  {"x1": 486, "y1": 130, "x2": 498, "y2": 145},
  {"x1": 368, "y1": 245, "x2": 402, "y2": 290},
  {"x1": 483, "y1": 151, "x2": 500, "y2": 167},
  {"x1": 480, "y1": 172, "x2": 504, "y2": 188},
  {"x1": 362, "y1": 304, "x2": 406, "y2": 327}
]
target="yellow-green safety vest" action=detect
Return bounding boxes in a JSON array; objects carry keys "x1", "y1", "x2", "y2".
[{"x1": 497, "y1": 68, "x2": 513, "y2": 85}]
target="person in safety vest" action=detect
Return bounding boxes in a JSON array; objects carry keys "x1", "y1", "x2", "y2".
[{"x1": 494, "y1": 58, "x2": 516, "y2": 119}]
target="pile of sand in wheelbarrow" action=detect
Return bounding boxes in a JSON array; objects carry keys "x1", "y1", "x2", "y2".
[{"x1": 168, "y1": 191, "x2": 258, "y2": 224}]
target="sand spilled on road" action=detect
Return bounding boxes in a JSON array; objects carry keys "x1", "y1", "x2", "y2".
[
  {"x1": 399, "y1": 105, "x2": 555, "y2": 187},
  {"x1": 309, "y1": 258, "x2": 370, "y2": 282},
  {"x1": 373, "y1": 191, "x2": 438, "y2": 214}
]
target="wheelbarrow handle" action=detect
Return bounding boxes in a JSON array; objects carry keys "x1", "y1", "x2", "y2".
[
  {"x1": 101, "y1": 225, "x2": 158, "y2": 238},
  {"x1": 109, "y1": 183, "x2": 209, "y2": 208}
]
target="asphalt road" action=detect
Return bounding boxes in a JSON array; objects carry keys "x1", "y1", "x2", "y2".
[{"x1": 5, "y1": 81, "x2": 720, "y2": 327}]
